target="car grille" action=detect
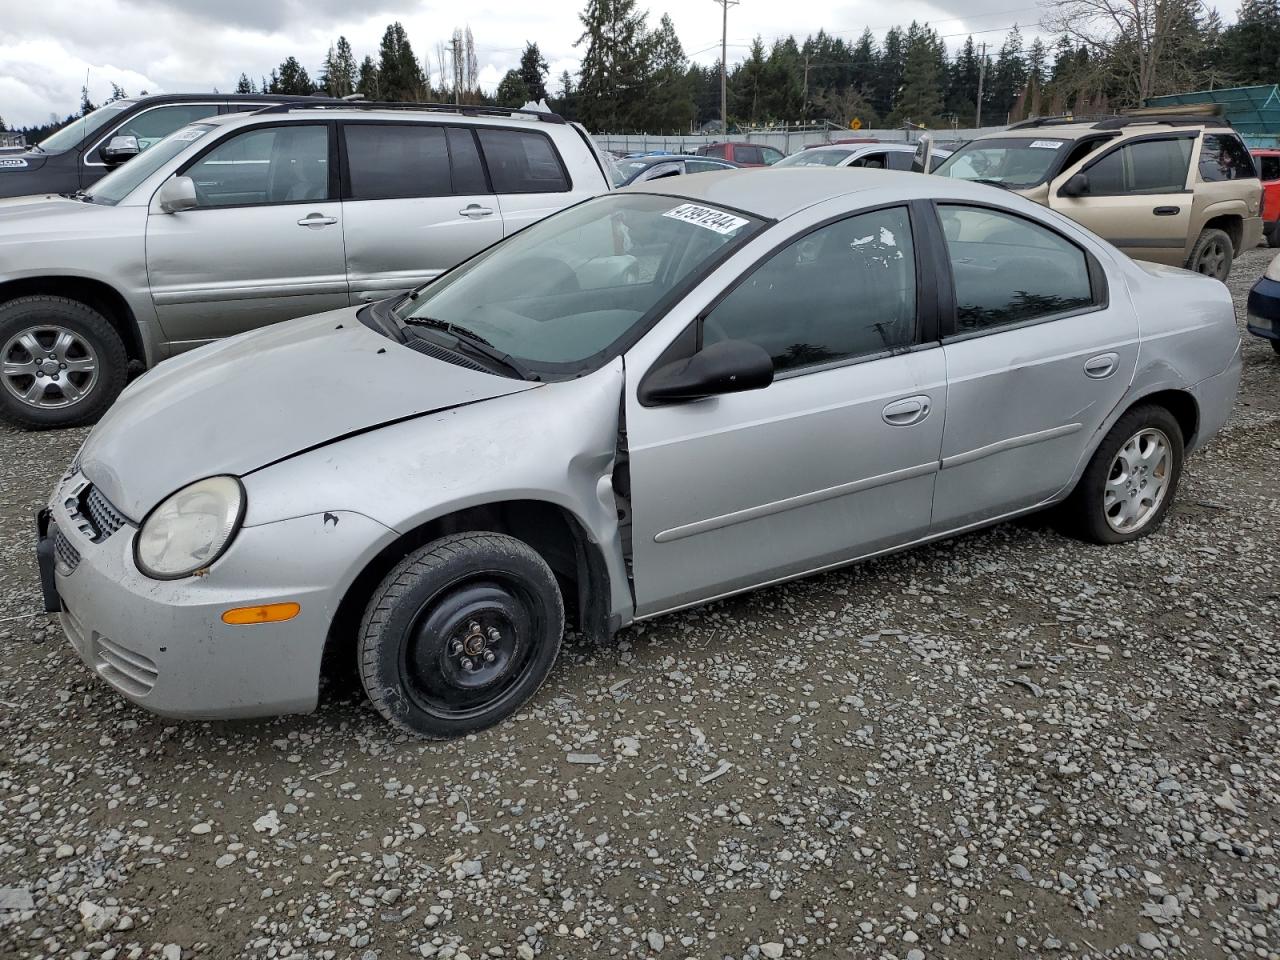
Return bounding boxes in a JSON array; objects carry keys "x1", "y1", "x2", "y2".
[
  {"x1": 94, "y1": 636, "x2": 159, "y2": 697},
  {"x1": 53, "y1": 530, "x2": 81, "y2": 573},
  {"x1": 82, "y1": 486, "x2": 128, "y2": 543}
]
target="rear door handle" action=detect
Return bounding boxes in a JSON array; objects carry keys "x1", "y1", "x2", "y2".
[
  {"x1": 459, "y1": 204, "x2": 494, "y2": 219},
  {"x1": 297, "y1": 213, "x2": 338, "y2": 226},
  {"x1": 1084, "y1": 352, "x2": 1119, "y2": 379},
  {"x1": 882, "y1": 395, "x2": 931, "y2": 426},
  {"x1": 1153, "y1": 206, "x2": 1180, "y2": 216}
]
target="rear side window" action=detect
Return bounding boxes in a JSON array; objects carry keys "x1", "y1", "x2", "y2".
[
  {"x1": 886, "y1": 152, "x2": 915, "y2": 171},
  {"x1": 1261, "y1": 155, "x2": 1280, "y2": 181},
  {"x1": 939, "y1": 205, "x2": 1096, "y2": 334},
  {"x1": 1085, "y1": 137, "x2": 1192, "y2": 195},
  {"x1": 701, "y1": 144, "x2": 727, "y2": 159},
  {"x1": 446, "y1": 127, "x2": 489, "y2": 194},
  {"x1": 477, "y1": 129, "x2": 569, "y2": 194},
  {"x1": 686, "y1": 159, "x2": 728, "y2": 174},
  {"x1": 345, "y1": 124, "x2": 451, "y2": 200},
  {"x1": 1199, "y1": 134, "x2": 1257, "y2": 181},
  {"x1": 735, "y1": 145, "x2": 764, "y2": 165}
]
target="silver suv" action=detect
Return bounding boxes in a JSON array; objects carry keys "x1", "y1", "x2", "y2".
[{"x1": 0, "y1": 102, "x2": 612, "y2": 428}]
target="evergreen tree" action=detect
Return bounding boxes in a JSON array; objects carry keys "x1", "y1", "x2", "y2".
[
  {"x1": 273, "y1": 56, "x2": 314, "y2": 95},
  {"x1": 519, "y1": 42, "x2": 550, "y2": 102},
  {"x1": 730, "y1": 38, "x2": 770, "y2": 125},
  {"x1": 357, "y1": 56, "x2": 381, "y2": 100},
  {"x1": 947, "y1": 36, "x2": 981, "y2": 125},
  {"x1": 108, "y1": 83, "x2": 127, "y2": 102},
  {"x1": 80, "y1": 85, "x2": 95, "y2": 115},
  {"x1": 496, "y1": 70, "x2": 531, "y2": 107},
  {"x1": 379, "y1": 21, "x2": 428, "y2": 101},
  {"x1": 640, "y1": 13, "x2": 695, "y2": 132},
  {"x1": 320, "y1": 36, "x2": 358, "y2": 97},
  {"x1": 876, "y1": 27, "x2": 907, "y2": 119},
  {"x1": 235, "y1": 73, "x2": 256, "y2": 94},
  {"x1": 575, "y1": 0, "x2": 651, "y2": 131},
  {"x1": 892, "y1": 22, "x2": 944, "y2": 125},
  {"x1": 989, "y1": 26, "x2": 1027, "y2": 124}
]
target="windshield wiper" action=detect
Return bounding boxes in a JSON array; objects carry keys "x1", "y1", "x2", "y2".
[
  {"x1": 402, "y1": 316, "x2": 539, "y2": 381},
  {"x1": 969, "y1": 178, "x2": 1012, "y2": 190}
]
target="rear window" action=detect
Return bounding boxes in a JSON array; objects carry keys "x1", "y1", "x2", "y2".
[
  {"x1": 1260, "y1": 154, "x2": 1280, "y2": 181},
  {"x1": 345, "y1": 124, "x2": 451, "y2": 200},
  {"x1": 1199, "y1": 134, "x2": 1257, "y2": 181},
  {"x1": 477, "y1": 129, "x2": 569, "y2": 194}
]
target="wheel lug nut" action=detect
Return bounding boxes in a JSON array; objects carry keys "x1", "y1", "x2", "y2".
[
  {"x1": 460, "y1": 657, "x2": 473, "y2": 671},
  {"x1": 487, "y1": 627, "x2": 501, "y2": 643},
  {"x1": 483, "y1": 650, "x2": 496, "y2": 663},
  {"x1": 451, "y1": 640, "x2": 464, "y2": 655},
  {"x1": 468, "y1": 621, "x2": 480, "y2": 633}
]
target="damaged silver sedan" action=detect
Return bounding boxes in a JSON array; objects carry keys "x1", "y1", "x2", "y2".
[{"x1": 38, "y1": 170, "x2": 1241, "y2": 738}]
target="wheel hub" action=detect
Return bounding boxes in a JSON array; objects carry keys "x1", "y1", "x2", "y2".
[
  {"x1": 1103, "y1": 427, "x2": 1171, "y2": 534},
  {"x1": 2, "y1": 325, "x2": 99, "y2": 410}
]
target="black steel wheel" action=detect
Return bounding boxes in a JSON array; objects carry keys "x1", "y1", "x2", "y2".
[{"x1": 358, "y1": 532, "x2": 564, "y2": 738}]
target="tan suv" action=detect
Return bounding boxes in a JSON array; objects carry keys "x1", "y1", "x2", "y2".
[{"x1": 933, "y1": 116, "x2": 1263, "y2": 280}]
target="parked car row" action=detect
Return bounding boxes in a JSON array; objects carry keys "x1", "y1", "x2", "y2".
[{"x1": 0, "y1": 99, "x2": 1263, "y2": 739}]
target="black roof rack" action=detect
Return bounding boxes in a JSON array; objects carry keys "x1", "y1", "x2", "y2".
[
  {"x1": 1091, "y1": 114, "x2": 1229, "y2": 130},
  {"x1": 1006, "y1": 115, "x2": 1114, "y2": 130},
  {"x1": 254, "y1": 99, "x2": 566, "y2": 124}
]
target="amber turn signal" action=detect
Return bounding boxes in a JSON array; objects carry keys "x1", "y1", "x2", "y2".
[{"x1": 221, "y1": 602, "x2": 301, "y2": 625}]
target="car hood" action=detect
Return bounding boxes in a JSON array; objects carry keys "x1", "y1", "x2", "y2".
[
  {"x1": 80, "y1": 308, "x2": 541, "y2": 520},
  {"x1": 0, "y1": 193, "x2": 100, "y2": 227}
]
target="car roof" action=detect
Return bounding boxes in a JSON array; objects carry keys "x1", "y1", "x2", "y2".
[
  {"x1": 199, "y1": 105, "x2": 574, "y2": 130},
  {"x1": 970, "y1": 118, "x2": 1231, "y2": 142},
  {"x1": 622, "y1": 167, "x2": 996, "y2": 220},
  {"x1": 129, "y1": 92, "x2": 315, "y2": 105}
]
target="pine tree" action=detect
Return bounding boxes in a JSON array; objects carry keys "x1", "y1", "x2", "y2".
[
  {"x1": 519, "y1": 42, "x2": 550, "y2": 103},
  {"x1": 892, "y1": 22, "x2": 944, "y2": 125},
  {"x1": 357, "y1": 56, "x2": 381, "y2": 100},
  {"x1": 496, "y1": 70, "x2": 531, "y2": 107},
  {"x1": 80, "y1": 85, "x2": 95, "y2": 115},
  {"x1": 379, "y1": 22, "x2": 427, "y2": 101},
  {"x1": 575, "y1": 0, "x2": 651, "y2": 131},
  {"x1": 876, "y1": 27, "x2": 907, "y2": 119},
  {"x1": 640, "y1": 13, "x2": 695, "y2": 132},
  {"x1": 989, "y1": 26, "x2": 1027, "y2": 124},
  {"x1": 320, "y1": 36, "x2": 358, "y2": 97},
  {"x1": 946, "y1": 36, "x2": 981, "y2": 125},
  {"x1": 235, "y1": 73, "x2": 256, "y2": 94},
  {"x1": 274, "y1": 56, "x2": 314, "y2": 95}
]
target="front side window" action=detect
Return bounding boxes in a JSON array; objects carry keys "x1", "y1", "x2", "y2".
[
  {"x1": 702, "y1": 206, "x2": 917, "y2": 373},
  {"x1": 394, "y1": 194, "x2": 762, "y2": 371},
  {"x1": 1199, "y1": 134, "x2": 1256, "y2": 182},
  {"x1": 184, "y1": 124, "x2": 329, "y2": 207},
  {"x1": 344, "y1": 123, "x2": 450, "y2": 199},
  {"x1": 761, "y1": 146, "x2": 784, "y2": 165},
  {"x1": 939, "y1": 205, "x2": 1095, "y2": 333},
  {"x1": 935, "y1": 137, "x2": 1071, "y2": 188},
  {"x1": 103, "y1": 103, "x2": 222, "y2": 155},
  {"x1": 1084, "y1": 137, "x2": 1193, "y2": 195},
  {"x1": 477, "y1": 129, "x2": 568, "y2": 193},
  {"x1": 736, "y1": 145, "x2": 764, "y2": 165},
  {"x1": 85, "y1": 123, "x2": 216, "y2": 206}
]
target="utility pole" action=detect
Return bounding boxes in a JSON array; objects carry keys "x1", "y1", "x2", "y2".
[
  {"x1": 975, "y1": 41, "x2": 987, "y2": 129},
  {"x1": 447, "y1": 36, "x2": 462, "y2": 106},
  {"x1": 802, "y1": 52, "x2": 811, "y2": 127},
  {"x1": 712, "y1": 0, "x2": 739, "y2": 136}
]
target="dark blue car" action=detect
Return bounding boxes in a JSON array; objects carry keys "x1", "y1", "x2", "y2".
[{"x1": 1247, "y1": 260, "x2": 1280, "y2": 354}]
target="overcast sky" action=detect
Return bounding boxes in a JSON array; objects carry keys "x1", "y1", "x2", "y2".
[{"x1": 0, "y1": 0, "x2": 1236, "y2": 128}]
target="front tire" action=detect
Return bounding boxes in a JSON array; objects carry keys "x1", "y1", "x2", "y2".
[
  {"x1": 1060, "y1": 405, "x2": 1184, "y2": 544},
  {"x1": 0, "y1": 296, "x2": 128, "y2": 430},
  {"x1": 358, "y1": 532, "x2": 565, "y2": 739},
  {"x1": 1186, "y1": 227, "x2": 1234, "y2": 282}
]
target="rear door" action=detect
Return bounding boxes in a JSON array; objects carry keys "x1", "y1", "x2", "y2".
[
  {"x1": 340, "y1": 121, "x2": 503, "y2": 304},
  {"x1": 1048, "y1": 133, "x2": 1194, "y2": 266},
  {"x1": 930, "y1": 203, "x2": 1137, "y2": 531},
  {"x1": 478, "y1": 127, "x2": 592, "y2": 236},
  {"x1": 146, "y1": 121, "x2": 348, "y2": 350}
]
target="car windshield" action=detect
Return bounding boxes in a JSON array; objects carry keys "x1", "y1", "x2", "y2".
[
  {"x1": 613, "y1": 158, "x2": 658, "y2": 185},
  {"x1": 38, "y1": 101, "x2": 133, "y2": 153},
  {"x1": 935, "y1": 136, "x2": 1070, "y2": 188},
  {"x1": 84, "y1": 123, "x2": 216, "y2": 205},
  {"x1": 774, "y1": 149, "x2": 854, "y2": 168},
  {"x1": 393, "y1": 192, "x2": 764, "y2": 373}
]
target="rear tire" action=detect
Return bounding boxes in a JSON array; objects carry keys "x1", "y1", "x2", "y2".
[
  {"x1": 358, "y1": 532, "x2": 564, "y2": 739},
  {"x1": 0, "y1": 296, "x2": 128, "y2": 430},
  {"x1": 1060, "y1": 405, "x2": 1184, "y2": 545},
  {"x1": 1186, "y1": 227, "x2": 1234, "y2": 282}
]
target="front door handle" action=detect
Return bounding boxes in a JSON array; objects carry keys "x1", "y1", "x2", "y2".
[
  {"x1": 882, "y1": 395, "x2": 931, "y2": 426},
  {"x1": 297, "y1": 213, "x2": 338, "y2": 227},
  {"x1": 1084, "y1": 352, "x2": 1119, "y2": 379},
  {"x1": 459, "y1": 204, "x2": 495, "y2": 219},
  {"x1": 1153, "y1": 205, "x2": 1181, "y2": 216}
]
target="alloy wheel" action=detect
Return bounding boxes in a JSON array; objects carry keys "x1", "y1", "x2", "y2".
[
  {"x1": 1103, "y1": 427, "x2": 1172, "y2": 534},
  {"x1": 1194, "y1": 239, "x2": 1228, "y2": 279},
  {"x1": 1, "y1": 325, "x2": 99, "y2": 410}
]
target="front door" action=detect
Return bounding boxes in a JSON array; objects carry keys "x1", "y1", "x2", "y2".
[
  {"x1": 340, "y1": 122, "x2": 504, "y2": 304},
  {"x1": 626, "y1": 205, "x2": 946, "y2": 616},
  {"x1": 930, "y1": 203, "x2": 1138, "y2": 531},
  {"x1": 146, "y1": 122, "x2": 348, "y2": 352},
  {"x1": 1049, "y1": 133, "x2": 1195, "y2": 267}
]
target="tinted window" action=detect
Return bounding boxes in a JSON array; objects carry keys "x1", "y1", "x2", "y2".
[
  {"x1": 852, "y1": 152, "x2": 888, "y2": 169},
  {"x1": 885, "y1": 151, "x2": 915, "y2": 171},
  {"x1": 447, "y1": 127, "x2": 489, "y2": 194},
  {"x1": 477, "y1": 129, "x2": 568, "y2": 193},
  {"x1": 703, "y1": 206, "x2": 917, "y2": 373},
  {"x1": 1199, "y1": 134, "x2": 1256, "y2": 181},
  {"x1": 345, "y1": 124, "x2": 450, "y2": 200},
  {"x1": 701, "y1": 144, "x2": 727, "y2": 159},
  {"x1": 1261, "y1": 155, "x2": 1280, "y2": 181},
  {"x1": 1085, "y1": 137, "x2": 1192, "y2": 195},
  {"x1": 108, "y1": 103, "x2": 222, "y2": 154},
  {"x1": 185, "y1": 125, "x2": 330, "y2": 207},
  {"x1": 735, "y1": 145, "x2": 764, "y2": 165},
  {"x1": 939, "y1": 205, "x2": 1094, "y2": 333}
]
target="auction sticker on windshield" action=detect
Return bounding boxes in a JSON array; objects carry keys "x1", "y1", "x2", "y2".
[
  {"x1": 1029, "y1": 140, "x2": 1065, "y2": 149},
  {"x1": 663, "y1": 203, "x2": 750, "y2": 235}
]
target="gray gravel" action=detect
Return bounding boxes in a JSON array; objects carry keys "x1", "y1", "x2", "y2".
[{"x1": 2, "y1": 249, "x2": 1279, "y2": 960}]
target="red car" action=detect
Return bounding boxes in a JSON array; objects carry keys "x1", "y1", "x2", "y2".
[
  {"x1": 695, "y1": 141, "x2": 785, "y2": 166},
  {"x1": 1252, "y1": 148, "x2": 1280, "y2": 247}
]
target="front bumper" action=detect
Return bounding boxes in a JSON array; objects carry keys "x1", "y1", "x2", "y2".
[
  {"x1": 1246, "y1": 276, "x2": 1280, "y2": 342},
  {"x1": 44, "y1": 471, "x2": 397, "y2": 720}
]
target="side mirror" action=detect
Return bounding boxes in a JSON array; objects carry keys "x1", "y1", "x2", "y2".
[
  {"x1": 639, "y1": 339, "x2": 774, "y2": 406},
  {"x1": 1060, "y1": 172, "x2": 1089, "y2": 198},
  {"x1": 101, "y1": 135, "x2": 140, "y2": 167},
  {"x1": 156, "y1": 176, "x2": 198, "y2": 214}
]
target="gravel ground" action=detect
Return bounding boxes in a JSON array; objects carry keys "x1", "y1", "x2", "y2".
[{"x1": 2, "y1": 250, "x2": 1279, "y2": 960}]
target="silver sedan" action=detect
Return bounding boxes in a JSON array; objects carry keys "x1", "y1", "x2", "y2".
[{"x1": 39, "y1": 169, "x2": 1242, "y2": 738}]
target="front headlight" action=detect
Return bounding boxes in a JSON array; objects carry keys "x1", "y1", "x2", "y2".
[{"x1": 135, "y1": 476, "x2": 245, "y2": 579}]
